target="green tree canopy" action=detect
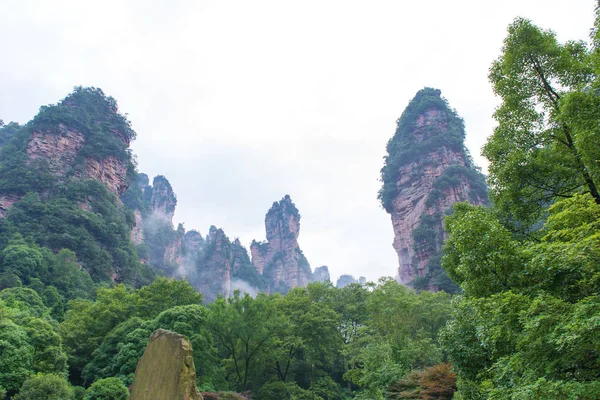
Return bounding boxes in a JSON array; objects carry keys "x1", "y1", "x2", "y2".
[
  {"x1": 83, "y1": 377, "x2": 129, "y2": 400},
  {"x1": 14, "y1": 373, "x2": 74, "y2": 400},
  {"x1": 485, "y1": 16, "x2": 600, "y2": 227}
]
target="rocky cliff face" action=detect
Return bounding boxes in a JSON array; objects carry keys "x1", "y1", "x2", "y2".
[
  {"x1": 312, "y1": 265, "x2": 331, "y2": 282},
  {"x1": 172, "y1": 230, "x2": 205, "y2": 277},
  {"x1": 179, "y1": 228, "x2": 266, "y2": 301},
  {"x1": 149, "y1": 176, "x2": 177, "y2": 223},
  {"x1": 379, "y1": 88, "x2": 488, "y2": 292},
  {"x1": 25, "y1": 94, "x2": 133, "y2": 197},
  {"x1": 122, "y1": 173, "x2": 182, "y2": 271},
  {"x1": 82, "y1": 156, "x2": 129, "y2": 195},
  {"x1": 26, "y1": 128, "x2": 84, "y2": 176},
  {"x1": 194, "y1": 226, "x2": 232, "y2": 302},
  {"x1": 125, "y1": 174, "x2": 178, "y2": 229},
  {"x1": 121, "y1": 174, "x2": 267, "y2": 299},
  {"x1": 131, "y1": 210, "x2": 145, "y2": 244},
  {"x1": 251, "y1": 195, "x2": 312, "y2": 292},
  {"x1": 336, "y1": 274, "x2": 366, "y2": 288},
  {"x1": 230, "y1": 238, "x2": 266, "y2": 294},
  {"x1": 25, "y1": 127, "x2": 130, "y2": 197},
  {"x1": 0, "y1": 195, "x2": 21, "y2": 218},
  {"x1": 184, "y1": 230, "x2": 205, "y2": 255}
]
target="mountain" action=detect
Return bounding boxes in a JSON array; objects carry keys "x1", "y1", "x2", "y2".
[
  {"x1": 379, "y1": 88, "x2": 488, "y2": 292},
  {"x1": 0, "y1": 87, "x2": 354, "y2": 302},
  {"x1": 335, "y1": 274, "x2": 366, "y2": 288},
  {"x1": 121, "y1": 173, "x2": 182, "y2": 273},
  {"x1": 122, "y1": 173, "x2": 269, "y2": 301},
  {"x1": 311, "y1": 265, "x2": 331, "y2": 283},
  {"x1": 0, "y1": 87, "x2": 154, "y2": 285},
  {"x1": 251, "y1": 195, "x2": 312, "y2": 293}
]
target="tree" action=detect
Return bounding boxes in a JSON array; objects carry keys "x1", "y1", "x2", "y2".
[
  {"x1": 279, "y1": 286, "x2": 342, "y2": 376},
  {"x1": 0, "y1": 287, "x2": 68, "y2": 396},
  {"x1": 387, "y1": 363, "x2": 456, "y2": 400},
  {"x1": 23, "y1": 317, "x2": 68, "y2": 375},
  {"x1": 0, "y1": 287, "x2": 48, "y2": 318},
  {"x1": 83, "y1": 304, "x2": 217, "y2": 388},
  {"x1": 60, "y1": 285, "x2": 137, "y2": 383},
  {"x1": 525, "y1": 194, "x2": 600, "y2": 301},
  {"x1": 344, "y1": 279, "x2": 451, "y2": 399},
  {"x1": 81, "y1": 318, "x2": 146, "y2": 386},
  {"x1": 150, "y1": 304, "x2": 217, "y2": 386},
  {"x1": 0, "y1": 319, "x2": 34, "y2": 396},
  {"x1": 256, "y1": 381, "x2": 320, "y2": 400},
  {"x1": 442, "y1": 203, "x2": 527, "y2": 297},
  {"x1": 442, "y1": 194, "x2": 600, "y2": 398},
  {"x1": 207, "y1": 292, "x2": 283, "y2": 390},
  {"x1": 485, "y1": 16, "x2": 600, "y2": 226},
  {"x1": 46, "y1": 249, "x2": 94, "y2": 301},
  {"x1": 136, "y1": 277, "x2": 203, "y2": 318},
  {"x1": 441, "y1": 12, "x2": 600, "y2": 393},
  {"x1": 14, "y1": 373, "x2": 74, "y2": 400},
  {"x1": 83, "y1": 377, "x2": 128, "y2": 400},
  {"x1": 0, "y1": 241, "x2": 46, "y2": 284}
]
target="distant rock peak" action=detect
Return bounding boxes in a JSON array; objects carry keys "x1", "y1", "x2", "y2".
[
  {"x1": 380, "y1": 88, "x2": 488, "y2": 291},
  {"x1": 251, "y1": 195, "x2": 311, "y2": 292},
  {"x1": 336, "y1": 274, "x2": 366, "y2": 288},
  {"x1": 150, "y1": 175, "x2": 177, "y2": 223},
  {"x1": 312, "y1": 265, "x2": 331, "y2": 283},
  {"x1": 265, "y1": 194, "x2": 300, "y2": 243}
]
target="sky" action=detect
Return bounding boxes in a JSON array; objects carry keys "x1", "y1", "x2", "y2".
[{"x1": 0, "y1": 0, "x2": 595, "y2": 283}]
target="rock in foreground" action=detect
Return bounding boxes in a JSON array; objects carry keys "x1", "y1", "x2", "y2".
[{"x1": 130, "y1": 329, "x2": 203, "y2": 400}]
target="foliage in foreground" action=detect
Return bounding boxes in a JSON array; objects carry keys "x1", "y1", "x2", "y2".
[
  {"x1": 0, "y1": 277, "x2": 452, "y2": 399},
  {"x1": 440, "y1": 7, "x2": 600, "y2": 398}
]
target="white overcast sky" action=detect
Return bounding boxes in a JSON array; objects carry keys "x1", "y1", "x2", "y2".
[{"x1": 1, "y1": 0, "x2": 595, "y2": 283}]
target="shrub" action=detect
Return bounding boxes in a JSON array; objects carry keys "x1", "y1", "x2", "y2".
[
  {"x1": 14, "y1": 373, "x2": 74, "y2": 400},
  {"x1": 84, "y1": 377, "x2": 129, "y2": 400}
]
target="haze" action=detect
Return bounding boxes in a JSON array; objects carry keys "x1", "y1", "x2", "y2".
[{"x1": 0, "y1": 0, "x2": 594, "y2": 282}]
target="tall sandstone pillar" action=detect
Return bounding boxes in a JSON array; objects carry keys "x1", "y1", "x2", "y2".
[{"x1": 379, "y1": 88, "x2": 488, "y2": 291}]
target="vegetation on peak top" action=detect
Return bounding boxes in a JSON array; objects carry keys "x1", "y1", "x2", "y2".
[
  {"x1": 152, "y1": 175, "x2": 177, "y2": 213},
  {"x1": 34, "y1": 86, "x2": 136, "y2": 142},
  {"x1": 266, "y1": 194, "x2": 300, "y2": 220},
  {"x1": 120, "y1": 172, "x2": 152, "y2": 214},
  {"x1": 136, "y1": 173, "x2": 150, "y2": 187},
  {"x1": 153, "y1": 175, "x2": 174, "y2": 190},
  {"x1": 121, "y1": 173, "x2": 177, "y2": 219},
  {"x1": 250, "y1": 239, "x2": 269, "y2": 253},
  {"x1": 0, "y1": 121, "x2": 20, "y2": 149},
  {"x1": 208, "y1": 225, "x2": 223, "y2": 237}
]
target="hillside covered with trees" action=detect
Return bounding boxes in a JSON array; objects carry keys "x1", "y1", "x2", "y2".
[{"x1": 0, "y1": 4, "x2": 599, "y2": 400}]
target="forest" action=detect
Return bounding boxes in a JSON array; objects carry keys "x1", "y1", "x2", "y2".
[{"x1": 1, "y1": 6, "x2": 600, "y2": 400}]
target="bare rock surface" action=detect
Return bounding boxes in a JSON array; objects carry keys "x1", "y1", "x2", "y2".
[
  {"x1": 130, "y1": 329, "x2": 203, "y2": 400},
  {"x1": 0, "y1": 195, "x2": 21, "y2": 218}
]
